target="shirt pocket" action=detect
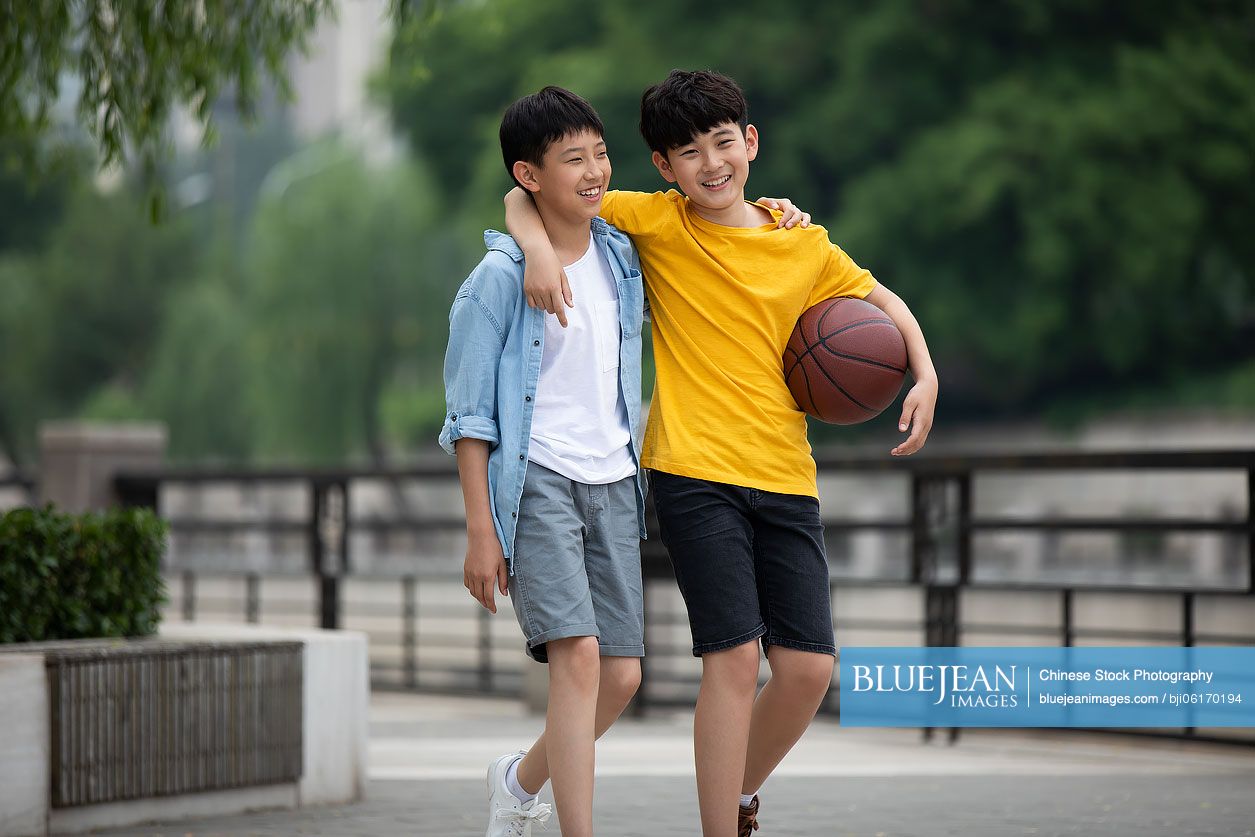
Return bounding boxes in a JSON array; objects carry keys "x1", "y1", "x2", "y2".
[
  {"x1": 619, "y1": 270, "x2": 644, "y2": 336},
  {"x1": 593, "y1": 300, "x2": 622, "y2": 373}
]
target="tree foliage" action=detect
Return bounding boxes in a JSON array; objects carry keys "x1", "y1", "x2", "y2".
[
  {"x1": 385, "y1": 0, "x2": 1255, "y2": 420},
  {"x1": 0, "y1": 0, "x2": 331, "y2": 190},
  {"x1": 4, "y1": 0, "x2": 1253, "y2": 469},
  {"x1": 241, "y1": 145, "x2": 454, "y2": 463},
  {"x1": 0, "y1": 1, "x2": 469, "y2": 466},
  {"x1": 0, "y1": 184, "x2": 202, "y2": 464},
  {"x1": 0, "y1": 142, "x2": 459, "y2": 465}
]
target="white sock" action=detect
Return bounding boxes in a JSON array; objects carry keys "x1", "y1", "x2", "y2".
[
  {"x1": 740, "y1": 792, "x2": 757, "y2": 808},
  {"x1": 505, "y1": 756, "x2": 537, "y2": 802}
]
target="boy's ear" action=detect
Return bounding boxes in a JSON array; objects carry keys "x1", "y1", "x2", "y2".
[
  {"x1": 744, "y1": 124, "x2": 759, "y2": 162},
  {"x1": 512, "y1": 160, "x2": 542, "y2": 193},
  {"x1": 650, "y1": 150, "x2": 678, "y2": 184}
]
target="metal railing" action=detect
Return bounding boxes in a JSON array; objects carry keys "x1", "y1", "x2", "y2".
[
  {"x1": 40, "y1": 640, "x2": 303, "y2": 806},
  {"x1": 116, "y1": 449, "x2": 1255, "y2": 745}
]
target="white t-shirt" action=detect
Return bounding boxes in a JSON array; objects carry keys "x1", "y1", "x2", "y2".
[{"x1": 527, "y1": 233, "x2": 636, "y2": 484}]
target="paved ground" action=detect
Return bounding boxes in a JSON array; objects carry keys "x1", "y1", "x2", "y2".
[{"x1": 93, "y1": 691, "x2": 1255, "y2": 837}]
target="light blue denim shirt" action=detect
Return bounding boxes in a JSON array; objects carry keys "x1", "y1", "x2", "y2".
[{"x1": 439, "y1": 217, "x2": 647, "y2": 572}]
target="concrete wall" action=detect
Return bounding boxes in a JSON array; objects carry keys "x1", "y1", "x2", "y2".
[
  {"x1": 159, "y1": 623, "x2": 370, "y2": 807},
  {"x1": 0, "y1": 656, "x2": 49, "y2": 837},
  {"x1": 0, "y1": 625, "x2": 368, "y2": 836}
]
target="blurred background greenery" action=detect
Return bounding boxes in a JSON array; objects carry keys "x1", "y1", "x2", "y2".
[{"x1": 1, "y1": 0, "x2": 1252, "y2": 468}]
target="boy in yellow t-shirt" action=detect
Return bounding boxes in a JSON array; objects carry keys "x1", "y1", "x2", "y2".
[{"x1": 507, "y1": 70, "x2": 938, "y2": 837}]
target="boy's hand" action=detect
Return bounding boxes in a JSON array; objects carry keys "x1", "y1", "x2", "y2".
[
  {"x1": 523, "y1": 248, "x2": 573, "y2": 328},
  {"x1": 464, "y1": 530, "x2": 509, "y2": 613},
  {"x1": 757, "y1": 196, "x2": 811, "y2": 229},
  {"x1": 892, "y1": 377, "x2": 937, "y2": 457}
]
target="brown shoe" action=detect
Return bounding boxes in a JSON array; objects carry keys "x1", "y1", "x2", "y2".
[{"x1": 737, "y1": 794, "x2": 760, "y2": 836}]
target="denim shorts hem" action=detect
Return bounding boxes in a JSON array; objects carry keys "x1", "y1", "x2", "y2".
[
  {"x1": 764, "y1": 635, "x2": 836, "y2": 657},
  {"x1": 692, "y1": 624, "x2": 767, "y2": 657},
  {"x1": 526, "y1": 623, "x2": 601, "y2": 647},
  {"x1": 525, "y1": 623, "x2": 601, "y2": 664},
  {"x1": 597, "y1": 643, "x2": 645, "y2": 658}
]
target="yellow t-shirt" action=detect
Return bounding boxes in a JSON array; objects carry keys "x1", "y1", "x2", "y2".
[{"x1": 601, "y1": 189, "x2": 877, "y2": 498}]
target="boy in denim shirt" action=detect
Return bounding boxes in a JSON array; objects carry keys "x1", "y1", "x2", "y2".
[{"x1": 440, "y1": 87, "x2": 648, "y2": 837}]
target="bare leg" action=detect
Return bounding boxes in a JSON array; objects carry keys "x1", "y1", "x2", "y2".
[
  {"x1": 516, "y1": 655, "x2": 642, "y2": 793},
  {"x1": 742, "y1": 647, "x2": 834, "y2": 795},
  {"x1": 693, "y1": 641, "x2": 760, "y2": 837},
  {"x1": 522, "y1": 636, "x2": 600, "y2": 837}
]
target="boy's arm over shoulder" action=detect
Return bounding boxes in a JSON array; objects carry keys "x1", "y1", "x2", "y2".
[
  {"x1": 504, "y1": 189, "x2": 575, "y2": 326},
  {"x1": 599, "y1": 189, "x2": 676, "y2": 238},
  {"x1": 438, "y1": 251, "x2": 517, "y2": 455}
]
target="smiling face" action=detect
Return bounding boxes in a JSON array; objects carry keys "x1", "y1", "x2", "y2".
[
  {"x1": 513, "y1": 129, "x2": 611, "y2": 223},
  {"x1": 652, "y1": 121, "x2": 759, "y2": 221}
]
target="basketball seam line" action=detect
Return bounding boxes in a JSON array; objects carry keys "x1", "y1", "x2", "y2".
[
  {"x1": 783, "y1": 348, "x2": 812, "y2": 414},
  {"x1": 808, "y1": 309, "x2": 907, "y2": 375},
  {"x1": 817, "y1": 315, "x2": 893, "y2": 340},
  {"x1": 783, "y1": 315, "x2": 891, "y2": 378},
  {"x1": 813, "y1": 345, "x2": 907, "y2": 374},
  {"x1": 809, "y1": 359, "x2": 876, "y2": 415},
  {"x1": 787, "y1": 343, "x2": 876, "y2": 416}
]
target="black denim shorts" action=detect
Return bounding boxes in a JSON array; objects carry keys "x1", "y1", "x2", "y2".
[{"x1": 650, "y1": 470, "x2": 836, "y2": 658}]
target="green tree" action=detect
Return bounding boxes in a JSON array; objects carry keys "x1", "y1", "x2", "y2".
[
  {"x1": 813, "y1": 2, "x2": 1255, "y2": 415},
  {"x1": 142, "y1": 265, "x2": 255, "y2": 462},
  {"x1": 384, "y1": 0, "x2": 1255, "y2": 421},
  {"x1": 0, "y1": 185, "x2": 203, "y2": 464},
  {"x1": 0, "y1": 254, "x2": 42, "y2": 467},
  {"x1": 0, "y1": 143, "x2": 89, "y2": 467},
  {"x1": 242, "y1": 144, "x2": 456, "y2": 463},
  {"x1": 0, "y1": 142, "x2": 86, "y2": 253},
  {"x1": 0, "y1": 0, "x2": 332, "y2": 193}
]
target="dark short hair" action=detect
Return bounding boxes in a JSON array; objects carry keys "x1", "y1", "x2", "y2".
[
  {"x1": 639, "y1": 69, "x2": 749, "y2": 155},
  {"x1": 499, "y1": 86, "x2": 605, "y2": 187}
]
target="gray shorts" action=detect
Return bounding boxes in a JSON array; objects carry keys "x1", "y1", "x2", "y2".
[{"x1": 508, "y1": 461, "x2": 644, "y2": 663}]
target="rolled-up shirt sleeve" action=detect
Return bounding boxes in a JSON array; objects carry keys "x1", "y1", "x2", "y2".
[{"x1": 439, "y1": 289, "x2": 504, "y2": 455}]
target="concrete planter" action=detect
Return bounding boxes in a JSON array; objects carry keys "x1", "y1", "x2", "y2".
[{"x1": 0, "y1": 624, "x2": 367, "y2": 837}]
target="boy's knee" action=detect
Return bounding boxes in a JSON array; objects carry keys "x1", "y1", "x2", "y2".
[
  {"x1": 602, "y1": 657, "x2": 641, "y2": 700},
  {"x1": 547, "y1": 636, "x2": 602, "y2": 686},
  {"x1": 774, "y1": 650, "x2": 834, "y2": 697},
  {"x1": 704, "y1": 640, "x2": 761, "y2": 692}
]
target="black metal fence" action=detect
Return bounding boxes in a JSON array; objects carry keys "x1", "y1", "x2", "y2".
[{"x1": 113, "y1": 449, "x2": 1255, "y2": 744}]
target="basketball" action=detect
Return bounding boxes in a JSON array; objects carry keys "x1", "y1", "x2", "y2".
[{"x1": 784, "y1": 297, "x2": 908, "y2": 425}]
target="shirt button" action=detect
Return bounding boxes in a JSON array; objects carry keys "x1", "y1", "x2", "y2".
[
  {"x1": 533, "y1": 340, "x2": 540, "y2": 346},
  {"x1": 511, "y1": 512, "x2": 517, "y2": 518},
  {"x1": 525, "y1": 395, "x2": 531, "y2": 402},
  {"x1": 450, "y1": 413, "x2": 458, "y2": 420},
  {"x1": 518, "y1": 455, "x2": 524, "y2": 460}
]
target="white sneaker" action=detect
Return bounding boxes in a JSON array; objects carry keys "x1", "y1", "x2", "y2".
[{"x1": 486, "y1": 751, "x2": 552, "y2": 837}]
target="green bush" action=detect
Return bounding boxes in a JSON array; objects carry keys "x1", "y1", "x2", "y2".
[{"x1": 0, "y1": 505, "x2": 168, "y2": 643}]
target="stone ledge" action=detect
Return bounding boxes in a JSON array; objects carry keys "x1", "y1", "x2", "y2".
[{"x1": 0, "y1": 623, "x2": 368, "y2": 837}]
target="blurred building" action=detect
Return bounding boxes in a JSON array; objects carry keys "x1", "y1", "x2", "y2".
[
  {"x1": 170, "y1": 0, "x2": 398, "y2": 161},
  {"x1": 286, "y1": 0, "x2": 398, "y2": 162}
]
